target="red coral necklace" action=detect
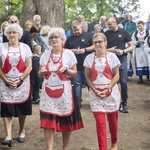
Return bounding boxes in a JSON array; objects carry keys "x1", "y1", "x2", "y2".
[{"x1": 50, "y1": 49, "x2": 63, "y2": 64}]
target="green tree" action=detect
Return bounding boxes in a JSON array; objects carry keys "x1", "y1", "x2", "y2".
[
  {"x1": 0, "y1": 0, "x2": 140, "y2": 31},
  {"x1": 22, "y1": 0, "x2": 65, "y2": 27},
  {"x1": 65, "y1": 0, "x2": 140, "y2": 30},
  {"x1": 0, "y1": 0, "x2": 22, "y2": 25}
]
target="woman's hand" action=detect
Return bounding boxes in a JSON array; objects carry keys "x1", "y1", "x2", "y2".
[
  {"x1": 94, "y1": 89, "x2": 110, "y2": 99},
  {"x1": 39, "y1": 67, "x2": 48, "y2": 78},
  {"x1": 12, "y1": 79, "x2": 23, "y2": 88},
  {"x1": 58, "y1": 66, "x2": 68, "y2": 73},
  {"x1": 137, "y1": 40, "x2": 144, "y2": 44},
  {"x1": 5, "y1": 79, "x2": 18, "y2": 89}
]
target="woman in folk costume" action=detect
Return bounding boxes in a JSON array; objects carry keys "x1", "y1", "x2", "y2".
[
  {"x1": 84, "y1": 33, "x2": 120, "y2": 150},
  {"x1": 132, "y1": 21, "x2": 150, "y2": 83},
  {"x1": 0, "y1": 24, "x2": 32, "y2": 147},
  {"x1": 38, "y1": 27, "x2": 84, "y2": 150},
  {"x1": 127, "y1": 52, "x2": 134, "y2": 77},
  {"x1": 144, "y1": 35, "x2": 150, "y2": 73}
]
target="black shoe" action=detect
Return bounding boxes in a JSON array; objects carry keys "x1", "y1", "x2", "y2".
[
  {"x1": 146, "y1": 75, "x2": 149, "y2": 80},
  {"x1": 138, "y1": 76, "x2": 143, "y2": 84},
  {"x1": 2, "y1": 139, "x2": 13, "y2": 147},
  {"x1": 78, "y1": 102, "x2": 82, "y2": 108},
  {"x1": 32, "y1": 98, "x2": 40, "y2": 104},
  {"x1": 137, "y1": 80, "x2": 143, "y2": 84},
  {"x1": 120, "y1": 104, "x2": 130, "y2": 113},
  {"x1": 17, "y1": 136, "x2": 25, "y2": 143}
]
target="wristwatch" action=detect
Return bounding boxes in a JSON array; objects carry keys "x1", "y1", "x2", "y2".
[
  {"x1": 106, "y1": 87, "x2": 111, "y2": 93},
  {"x1": 84, "y1": 48, "x2": 87, "y2": 52},
  {"x1": 19, "y1": 78, "x2": 23, "y2": 83}
]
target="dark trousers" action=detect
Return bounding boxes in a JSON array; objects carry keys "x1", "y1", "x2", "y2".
[
  {"x1": 32, "y1": 85, "x2": 40, "y2": 101},
  {"x1": 119, "y1": 56, "x2": 128, "y2": 105}
]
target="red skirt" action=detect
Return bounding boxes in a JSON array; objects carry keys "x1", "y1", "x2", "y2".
[{"x1": 40, "y1": 86, "x2": 84, "y2": 132}]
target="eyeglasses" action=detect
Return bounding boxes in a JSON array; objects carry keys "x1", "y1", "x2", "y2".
[
  {"x1": 10, "y1": 21, "x2": 18, "y2": 24},
  {"x1": 93, "y1": 40, "x2": 105, "y2": 45},
  {"x1": 49, "y1": 36, "x2": 60, "y2": 40},
  {"x1": 7, "y1": 31, "x2": 18, "y2": 35},
  {"x1": 107, "y1": 23, "x2": 113, "y2": 26}
]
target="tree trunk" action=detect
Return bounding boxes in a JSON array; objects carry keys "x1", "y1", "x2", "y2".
[{"x1": 22, "y1": 0, "x2": 65, "y2": 28}]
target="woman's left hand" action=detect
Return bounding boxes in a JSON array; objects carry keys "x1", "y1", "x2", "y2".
[
  {"x1": 95, "y1": 89, "x2": 109, "y2": 99},
  {"x1": 9, "y1": 79, "x2": 21, "y2": 89},
  {"x1": 58, "y1": 66, "x2": 68, "y2": 73}
]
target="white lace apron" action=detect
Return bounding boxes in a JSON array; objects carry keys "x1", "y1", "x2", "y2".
[
  {"x1": 89, "y1": 55, "x2": 120, "y2": 113},
  {"x1": 40, "y1": 50, "x2": 74, "y2": 116}
]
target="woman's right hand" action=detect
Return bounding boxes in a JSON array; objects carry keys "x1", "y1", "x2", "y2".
[
  {"x1": 94, "y1": 89, "x2": 109, "y2": 99},
  {"x1": 94, "y1": 90, "x2": 102, "y2": 97},
  {"x1": 39, "y1": 67, "x2": 48, "y2": 78},
  {"x1": 5, "y1": 79, "x2": 17, "y2": 89}
]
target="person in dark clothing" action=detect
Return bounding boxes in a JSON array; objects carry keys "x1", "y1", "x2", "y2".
[
  {"x1": 88, "y1": 17, "x2": 98, "y2": 32},
  {"x1": 65, "y1": 22, "x2": 94, "y2": 107},
  {"x1": 29, "y1": 25, "x2": 38, "y2": 47},
  {"x1": 105, "y1": 17, "x2": 134, "y2": 113},
  {"x1": 30, "y1": 44, "x2": 42, "y2": 104},
  {"x1": 121, "y1": 14, "x2": 129, "y2": 28},
  {"x1": 3, "y1": 15, "x2": 32, "y2": 50}
]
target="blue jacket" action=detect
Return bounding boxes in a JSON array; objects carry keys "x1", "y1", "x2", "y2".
[{"x1": 124, "y1": 21, "x2": 137, "y2": 35}]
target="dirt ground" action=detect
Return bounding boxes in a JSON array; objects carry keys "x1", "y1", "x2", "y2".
[{"x1": 0, "y1": 65, "x2": 150, "y2": 150}]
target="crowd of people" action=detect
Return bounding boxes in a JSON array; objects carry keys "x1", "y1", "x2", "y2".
[{"x1": 0, "y1": 13, "x2": 150, "y2": 150}]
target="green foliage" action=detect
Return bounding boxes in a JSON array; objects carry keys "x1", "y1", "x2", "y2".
[
  {"x1": 64, "y1": 0, "x2": 140, "y2": 30},
  {"x1": 12, "y1": 0, "x2": 21, "y2": 4},
  {"x1": 0, "y1": 0, "x2": 23, "y2": 26},
  {"x1": 0, "y1": 0, "x2": 140, "y2": 32}
]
